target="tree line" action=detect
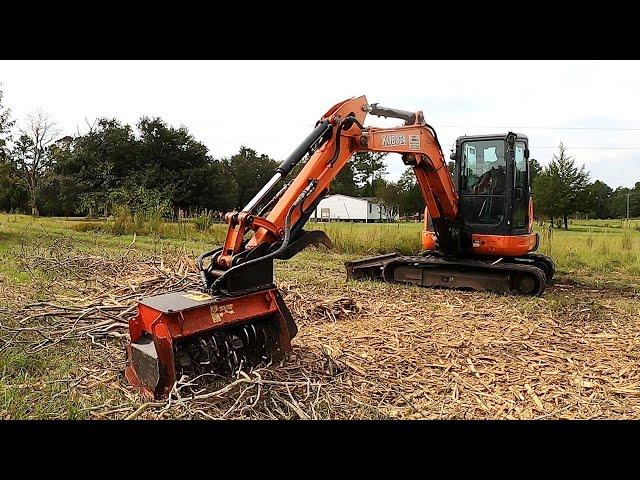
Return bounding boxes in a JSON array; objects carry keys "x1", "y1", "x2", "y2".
[
  {"x1": 0, "y1": 85, "x2": 637, "y2": 225},
  {"x1": 531, "y1": 144, "x2": 639, "y2": 228},
  {"x1": 0, "y1": 85, "x2": 423, "y2": 219}
]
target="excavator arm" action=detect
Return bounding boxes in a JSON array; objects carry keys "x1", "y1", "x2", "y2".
[{"x1": 203, "y1": 95, "x2": 460, "y2": 293}]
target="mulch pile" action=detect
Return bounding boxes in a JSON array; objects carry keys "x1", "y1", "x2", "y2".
[{"x1": 1, "y1": 238, "x2": 639, "y2": 419}]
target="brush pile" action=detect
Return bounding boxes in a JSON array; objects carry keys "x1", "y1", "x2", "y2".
[{"x1": 1, "y1": 237, "x2": 639, "y2": 419}]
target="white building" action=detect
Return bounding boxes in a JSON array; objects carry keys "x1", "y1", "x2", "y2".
[{"x1": 311, "y1": 194, "x2": 399, "y2": 222}]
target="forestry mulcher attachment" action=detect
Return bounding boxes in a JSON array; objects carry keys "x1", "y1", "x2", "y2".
[{"x1": 126, "y1": 95, "x2": 554, "y2": 398}]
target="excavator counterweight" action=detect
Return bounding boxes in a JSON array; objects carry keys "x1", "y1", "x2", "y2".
[{"x1": 125, "y1": 96, "x2": 554, "y2": 398}]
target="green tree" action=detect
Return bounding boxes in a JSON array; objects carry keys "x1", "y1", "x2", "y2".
[
  {"x1": 0, "y1": 85, "x2": 23, "y2": 211},
  {"x1": 397, "y1": 167, "x2": 424, "y2": 216},
  {"x1": 47, "y1": 117, "x2": 221, "y2": 217},
  {"x1": 610, "y1": 187, "x2": 629, "y2": 218},
  {"x1": 352, "y1": 152, "x2": 388, "y2": 196},
  {"x1": 529, "y1": 158, "x2": 542, "y2": 188},
  {"x1": 225, "y1": 146, "x2": 278, "y2": 208},
  {"x1": 136, "y1": 117, "x2": 211, "y2": 214},
  {"x1": 36, "y1": 136, "x2": 77, "y2": 216},
  {"x1": 223, "y1": 146, "x2": 279, "y2": 209},
  {"x1": 630, "y1": 183, "x2": 640, "y2": 218},
  {"x1": 582, "y1": 180, "x2": 613, "y2": 219},
  {"x1": 48, "y1": 118, "x2": 138, "y2": 216},
  {"x1": 0, "y1": 161, "x2": 28, "y2": 212},
  {"x1": 329, "y1": 161, "x2": 358, "y2": 196},
  {"x1": 204, "y1": 159, "x2": 239, "y2": 213},
  {"x1": 533, "y1": 143, "x2": 589, "y2": 229},
  {"x1": 374, "y1": 179, "x2": 401, "y2": 221},
  {"x1": 0, "y1": 85, "x2": 14, "y2": 163},
  {"x1": 532, "y1": 170, "x2": 561, "y2": 225},
  {"x1": 610, "y1": 184, "x2": 640, "y2": 219}
]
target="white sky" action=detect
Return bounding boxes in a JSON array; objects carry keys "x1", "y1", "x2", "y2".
[{"x1": 1, "y1": 60, "x2": 639, "y2": 188}]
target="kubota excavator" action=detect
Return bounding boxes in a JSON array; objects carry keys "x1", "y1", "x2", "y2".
[{"x1": 125, "y1": 95, "x2": 555, "y2": 398}]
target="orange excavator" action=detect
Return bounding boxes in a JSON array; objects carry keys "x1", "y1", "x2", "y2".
[{"x1": 125, "y1": 95, "x2": 554, "y2": 398}]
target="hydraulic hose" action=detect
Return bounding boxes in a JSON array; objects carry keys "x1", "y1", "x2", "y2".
[
  {"x1": 197, "y1": 246, "x2": 223, "y2": 289},
  {"x1": 210, "y1": 181, "x2": 317, "y2": 292},
  {"x1": 328, "y1": 123, "x2": 344, "y2": 166},
  {"x1": 424, "y1": 121, "x2": 444, "y2": 157},
  {"x1": 328, "y1": 115, "x2": 363, "y2": 167},
  {"x1": 196, "y1": 247, "x2": 221, "y2": 271}
]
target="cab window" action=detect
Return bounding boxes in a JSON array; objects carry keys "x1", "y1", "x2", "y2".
[
  {"x1": 460, "y1": 140, "x2": 506, "y2": 195},
  {"x1": 459, "y1": 139, "x2": 506, "y2": 226}
]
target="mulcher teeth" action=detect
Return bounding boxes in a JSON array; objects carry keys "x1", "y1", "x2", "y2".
[{"x1": 174, "y1": 317, "x2": 281, "y2": 381}]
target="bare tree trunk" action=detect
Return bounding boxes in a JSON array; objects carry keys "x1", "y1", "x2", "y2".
[
  {"x1": 563, "y1": 213, "x2": 568, "y2": 230},
  {"x1": 30, "y1": 188, "x2": 39, "y2": 216}
]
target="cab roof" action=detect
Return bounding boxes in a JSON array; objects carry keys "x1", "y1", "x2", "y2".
[{"x1": 456, "y1": 133, "x2": 529, "y2": 143}]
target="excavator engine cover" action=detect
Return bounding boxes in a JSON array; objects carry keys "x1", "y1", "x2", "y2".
[{"x1": 125, "y1": 287, "x2": 297, "y2": 399}]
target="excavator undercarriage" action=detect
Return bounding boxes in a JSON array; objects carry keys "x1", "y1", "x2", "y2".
[{"x1": 346, "y1": 251, "x2": 555, "y2": 296}]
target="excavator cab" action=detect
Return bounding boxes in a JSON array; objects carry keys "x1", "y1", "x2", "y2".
[
  {"x1": 449, "y1": 132, "x2": 538, "y2": 256},
  {"x1": 452, "y1": 132, "x2": 530, "y2": 235}
]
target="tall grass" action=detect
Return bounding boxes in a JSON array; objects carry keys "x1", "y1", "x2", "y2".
[
  {"x1": 64, "y1": 213, "x2": 640, "y2": 282},
  {"x1": 72, "y1": 205, "x2": 168, "y2": 237},
  {"x1": 193, "y1": 211, "x2": 215, "y2": 232},
  {"x1": 537, "y1": 221, "x2": 640, "y2": 280},
  {"x1": 586, "y1": 229, "x2": 594, "y2": 249},
  {"x1": 71, "y1": 207, "x2": 228, "y2": 244},
  {"x1": 621, "y1": 229, "x2": 633, "y2": 251},
  {"x1": 314, "y1": 222, "x2": 421, "y2": 255}
]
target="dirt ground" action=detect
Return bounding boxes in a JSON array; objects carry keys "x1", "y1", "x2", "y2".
[{"x1": 1, "y1": 240, "x2": 640, "y2": 419}]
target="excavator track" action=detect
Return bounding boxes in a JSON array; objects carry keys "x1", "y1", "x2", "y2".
[
  {"x1": 506, "y1": 253, "x2": 555, "y2": 282},
  {"x1": 345, "y1": 252, "x2": 548, "y2": 296}
]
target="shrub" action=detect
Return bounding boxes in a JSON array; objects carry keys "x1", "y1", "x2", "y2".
[{"x1": 193, "y1": 212, "x2": 213, "y2": 232}]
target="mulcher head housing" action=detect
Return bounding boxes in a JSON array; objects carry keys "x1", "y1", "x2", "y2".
[{"x1": 125, "y1": 287, "x2": 297, "y2": 398}]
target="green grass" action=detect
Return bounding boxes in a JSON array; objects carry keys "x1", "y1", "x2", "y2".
[
  {"x1": 314, "y1": 221, "x2": 422, "y2": 255},
  {"x1": 535, "y1": 219, "x2": 640, "y2": 287},
  {"x1": 3, "y1": 213, "x2": 640, "y2": 288},
  {"x1": 1, "y1": 213, "x2": 640, "y2": 418},
  {"x1": 0, "y1": 343, "x2": 96, "y2": 419},
  {"x1": 315, "y1": 219, "x2": 640, "y2": 288}
]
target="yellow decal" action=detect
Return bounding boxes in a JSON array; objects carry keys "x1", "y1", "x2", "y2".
[
  {"x1": 183, "y1": 292, "x2": 213, "y2": 302},
  {"x1": 210, "y1": 303, "x2": 235, "y2": 323}
]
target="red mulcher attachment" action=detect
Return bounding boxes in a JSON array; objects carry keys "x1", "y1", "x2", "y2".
[
  {"x1": 125, "y1": 111, "x2": 338, "y2": 399},
  {"x1": 125, "y1": 282, "x2": 297, "y2": 399}
]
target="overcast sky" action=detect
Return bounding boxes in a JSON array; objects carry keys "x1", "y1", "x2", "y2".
[{"x1": 1, "y1": 60, "x2": 639, "y2": 188}]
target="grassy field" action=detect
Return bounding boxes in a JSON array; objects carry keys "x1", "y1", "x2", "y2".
[
  {"x1": 57, "y1": 214, "x2": 640, "y2": 284},
  {"x1": 1, "y1": 214, "x2": 640, "y2": 419}
]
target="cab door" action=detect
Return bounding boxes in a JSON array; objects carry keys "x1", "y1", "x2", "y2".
[
  {"x1": 511, "y1": 140, "x2": 531, "y2": 234},
  {"x1": 458, "y1": 138, "x2": 508, "y2": 232}
]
